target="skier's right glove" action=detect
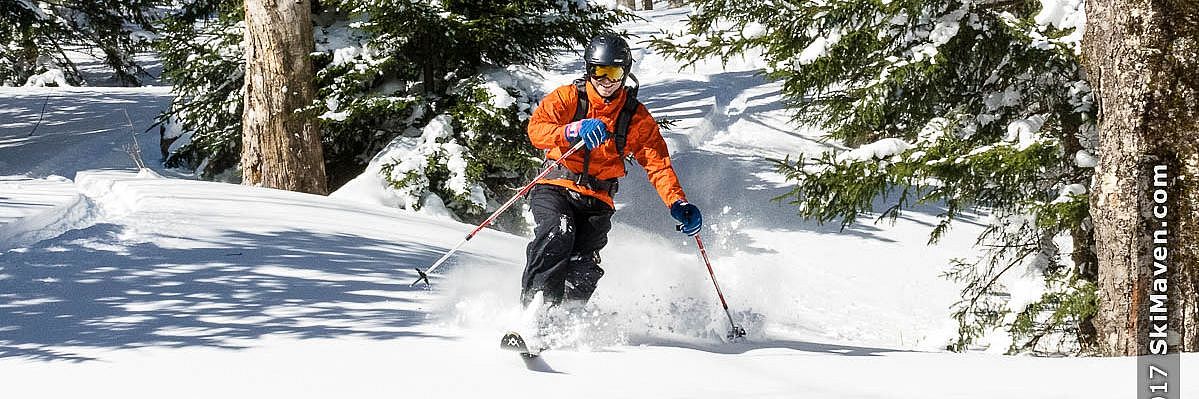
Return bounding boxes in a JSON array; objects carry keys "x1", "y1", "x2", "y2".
[
  {"x1": 564, "y1": 118, "x2": 609, "y2": 150},
  {"x1": 670, "y1": 200, "x2": 702, "y2": 236}
]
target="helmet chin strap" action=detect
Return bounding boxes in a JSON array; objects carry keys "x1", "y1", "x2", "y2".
[{"x1": 615, "y1": 73, "x2": 638, "y2": 100}]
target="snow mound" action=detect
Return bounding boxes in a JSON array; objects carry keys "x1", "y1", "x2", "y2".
[
  {"x1": 0, "y1": 176, "x2": 98, "y2": 252},
  {"x1": 24, "y1": 69, "x2": 71, "y2": 87}
]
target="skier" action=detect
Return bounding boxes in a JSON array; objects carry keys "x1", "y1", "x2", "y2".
[{"x1": 520, "y1": 34, "x2": 703, "y2": 312}]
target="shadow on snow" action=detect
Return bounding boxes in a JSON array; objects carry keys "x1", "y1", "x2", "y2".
[
  {"x1": 0, "y1": 223, "x2": 497, "y2": 362},
  {"x1": 0, "y1": 91, "x2": 172, "y2": 178}
]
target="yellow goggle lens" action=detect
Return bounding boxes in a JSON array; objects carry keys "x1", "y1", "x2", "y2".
[{"x1": 591, "y1": 65, "x2": 626, "y2": 81}]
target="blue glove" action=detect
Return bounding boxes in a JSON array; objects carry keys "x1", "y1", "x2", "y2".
[
  {"x1": 564, "y1": 118, "x2": 609, "y2": 150},
  {"x1": 670, "y1": 200, "x2": 702, "y2": 236}
]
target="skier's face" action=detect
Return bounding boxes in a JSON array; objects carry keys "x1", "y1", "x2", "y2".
[{"x1": 590, "y1": 75, "x2": 623, "y2": 98}]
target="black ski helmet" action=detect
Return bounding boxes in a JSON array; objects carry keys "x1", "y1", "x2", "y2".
[{"x1": 584, "y1": 34, "x2": 632, "y2": 68}]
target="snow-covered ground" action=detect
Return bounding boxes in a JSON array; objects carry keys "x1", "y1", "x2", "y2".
[{"x1": 0, "y1": 6, "x2": 1189, "y2": 399}]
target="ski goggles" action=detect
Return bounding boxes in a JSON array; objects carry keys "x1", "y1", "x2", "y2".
[{"x1": 588, "y1": 64, "x2": 626, "y2": 82}]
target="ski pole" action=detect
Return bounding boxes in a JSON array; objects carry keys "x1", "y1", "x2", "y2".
[
  {"x1": 411, "y1": 140, "x2": 587, "y2": 288},
  {"x1": 680, "y1": 228, "x2": 747, "y2": 341}
]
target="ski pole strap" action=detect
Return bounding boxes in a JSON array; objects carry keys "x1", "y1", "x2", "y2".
[{"x1": 580, "y1": 148, "x2": 591, "y2": 184}]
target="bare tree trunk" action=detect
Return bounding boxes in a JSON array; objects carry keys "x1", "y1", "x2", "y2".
[
  {"x1": 618, "y1": 0, "x2": 636, "y2": 9},
  {"x1": 241, "y1": 0, "x2": 328, "y2": 195},
  {"x1": 1082, "y1": 0, "x2": 1199, "y2": 356},
  {"x1": 642, "y1": 0, "x2": 653, "y2": 10}
]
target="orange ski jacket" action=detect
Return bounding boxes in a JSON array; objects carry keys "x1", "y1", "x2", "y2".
[{"x1": 527, "y1": 81, "x2": 687, "y2": 209}]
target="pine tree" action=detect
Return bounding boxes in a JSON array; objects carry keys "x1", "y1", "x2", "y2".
[
  {"x1": 157, "y1": 0, "x2": 633, "y2": 230},
  {"x1": 651, "y1": 0, "x2": 1097, "y2": 354},
  {"x1": 155, "y1": 0, "x2": 244, "y2": 180},
  {"x1": 0, "y1": 0, "x2": 160, "y2": 86}
]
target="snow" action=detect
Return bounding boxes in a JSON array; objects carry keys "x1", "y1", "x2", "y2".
[
  {"x1": 318, "y1": 110, "x2": 350, "y2": 121},
  {"x1": 909, "y1": 8, "x2": 967, "y2": 64},
  {"x1": 329, "y1": 114, "x2": 481, "y2": 215},
  {"x1": 1024, "y1": 0, "x2": 1088, "y2": 53},
  {"x1": 741, "y1": 22, "x2": 767, "y2": 39},
  {"x1": 330, "y1": 135, "x2": 419, "y2": 210},
  {"x1": 1035, "y1": 0, "x2": 1086, "y2": 37},
  {"x1": 481, "y1": 80, "x2": 516, "y2": 109},
  {"x1": 1052, "y1": 183, "x2": 1088, "y2": 203},
  {"x1": 1074, "y1": 149, "x2": 1098, "y2": 168},
  {"x1": 24, "y1": 68, "x2": 71, "y2": 87},
  {"x1": 797, "y1": 31, "x2": 841, "y2": 65},
  {"x1": 837, "y1": 138, "x2": 913, "y2": 162},
  {"x1": 1005, "y1": 114, "x2": 1048, "y2": 150},
  {"x1": 987, "y1": 258, "x2": 1048, "y2": 354},
  {"x1": 0, "y1": 165, "x2": 1150, "y2": 396},
  {"x1": 0, "y1": 6, "x2": 1195, "y2": 399},
  {"x1": 0, "y1": 175, "x2": 91, "y2": 252},
  {"x1": 331, "y1": 46, "x2": 361, "y2": 67},
  {"x1": 928, "y1": 9, "x2": 967, "y2": 45},
  {"x1": 918, "y1": 117, "x2": 950, "y2": 143}
]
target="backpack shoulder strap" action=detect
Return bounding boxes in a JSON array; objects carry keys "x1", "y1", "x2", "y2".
[
  {"x1": 567, "y1": 78, "x2": 639, "y2": 178},
  {"x1": 572, "y1": 78, "x2": 588, "y2": 122},
  {"x1": 614, "y1": 86, "x2": 639, "y2": 159},
  {"x1": 571, "y1": 78, "x2": 592, "y2": 179}
]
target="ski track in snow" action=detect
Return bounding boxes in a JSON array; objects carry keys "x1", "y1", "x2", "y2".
[{"x1": 0, "y1": 7, "x2": 1192, "y2": 399}]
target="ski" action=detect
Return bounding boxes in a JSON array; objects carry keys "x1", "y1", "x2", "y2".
[{"x1": 500, "y1": 331, "x2": 542, "y2": 359}]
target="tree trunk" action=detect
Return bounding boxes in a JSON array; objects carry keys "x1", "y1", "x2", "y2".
[
  {"x1": 421, "y1": 32, "x2": 438, "y2": 94},
  {"x1": 16, "y1": 22, "x2": 39, "y2": 83},
  {"x1": 1081, "y1": 0, "x2": 1199, "y2": 356},
  {"x1": 241, "y1": 0, "x2": 328, "y2": 195},
  {"x1": 618, "y1": 0, "x2": 636, "y2": 9},
  {"x1": 642, "y1": 0, "x2": 653, "y2": 10}
]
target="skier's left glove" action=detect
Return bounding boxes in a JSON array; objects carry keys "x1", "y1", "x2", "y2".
[
  {"x1": 564, "y1": 118, "x2": 609, "y2": 150},
  {"x1": 670, "y1": 200, "x2": 702, "y2": 236}
]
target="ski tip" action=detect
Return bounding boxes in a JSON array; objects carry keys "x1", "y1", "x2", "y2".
[
  {"x1": 501, "y1": 332, "x2": 527, "y2": 350},
  {"x1": 501, "y1": 332, "x2": 541, "y2": 358}
]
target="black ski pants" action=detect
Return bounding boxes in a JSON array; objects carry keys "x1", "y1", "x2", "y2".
[{"x1": 521, "y1": 184, "x2": 613, "y2": 308}]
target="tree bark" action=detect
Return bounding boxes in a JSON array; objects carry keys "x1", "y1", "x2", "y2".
[
  {"x1": 1082, "y1": 0, "x2": 1199, "y2": 356},
  {"x1": 642, "y1": 0, "x2": 653, "y2": 10},
  {"x1": 241, "y1": 0, "x2": 328, "y2": 195}
]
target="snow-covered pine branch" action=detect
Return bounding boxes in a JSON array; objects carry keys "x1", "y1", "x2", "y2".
[{"x1": 656, "y1": 0, "x2": 1097, "y2": 354}]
